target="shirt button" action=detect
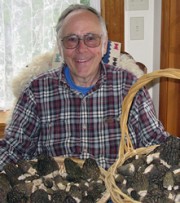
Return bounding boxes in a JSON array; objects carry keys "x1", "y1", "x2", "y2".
[
  {"x1": 83, "y1": 124, "x2": 87, "y2": 130},
  {"x1": 83, "y1": 149, "x2": 87, "y2": 153},
  {"x1": 82, "y1": 100, "x2": 86, "y2": 105}
]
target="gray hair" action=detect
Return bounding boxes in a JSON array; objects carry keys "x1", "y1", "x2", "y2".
[{"x1": 56, "y1": 4, "x2": 107, "y2": 44}]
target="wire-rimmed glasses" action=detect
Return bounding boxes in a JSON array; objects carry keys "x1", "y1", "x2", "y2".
[{"x1": 61, "y1": 33, "x2": 102, "y2": 49}]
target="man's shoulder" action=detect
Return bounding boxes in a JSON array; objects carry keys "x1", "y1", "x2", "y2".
[
  {"x1": 105, "y1": 64, "x2": 138, "y2": 82},
  {"x1": 23, "y1": 67, "x2": 63, "y2": 91},
  {"x1": 34, "y1": 67, "x2": 61, "y2": 79}
]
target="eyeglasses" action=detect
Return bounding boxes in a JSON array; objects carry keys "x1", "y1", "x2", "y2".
[{"x1": 61, "y1": 33, "x2": 102, "y2": 49}]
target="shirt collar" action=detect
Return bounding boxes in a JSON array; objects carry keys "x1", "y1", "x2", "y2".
[{"x1": 59, "y1": 61, "x2": 107, "y2": 85}]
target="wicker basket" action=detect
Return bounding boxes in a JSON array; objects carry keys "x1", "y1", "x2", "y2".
[
  {"x1": 54, "y1": 157, "x2": 110, "y2": 203},
  {"x1": 105, "y1": 68, "x2": 180, "y2": 203}
]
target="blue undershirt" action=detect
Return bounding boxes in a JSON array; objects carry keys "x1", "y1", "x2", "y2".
[{"x1": 64, "y1": 66, "x2": 93, "y2": 95}]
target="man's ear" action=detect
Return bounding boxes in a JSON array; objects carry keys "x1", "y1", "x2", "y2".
[
  {"x1": 102, "y1": 37, "x2": 108, "y2": 56},
  {"x1": 58, "y1": 46, "x2": 64, "y2": 61}
]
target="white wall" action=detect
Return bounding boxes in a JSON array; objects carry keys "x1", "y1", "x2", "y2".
[
  {"x1": 124, "y1": 0, "x2": 162, "y2": 116},
  {"x1": 90, "y1": 0, "x2": 101, "y2": 12},
  {"x1": 91, "y1": 0, "x2": 161, "y2": 116}
]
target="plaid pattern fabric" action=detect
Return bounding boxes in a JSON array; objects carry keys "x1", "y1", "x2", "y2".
[{"x1": 0, "y1": 63, "x2": 168, "y2": 170}]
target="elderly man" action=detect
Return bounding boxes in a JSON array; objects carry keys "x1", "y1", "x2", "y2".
[{"x1": 0, "y1": 4, "x2": 168, "y2": 172}]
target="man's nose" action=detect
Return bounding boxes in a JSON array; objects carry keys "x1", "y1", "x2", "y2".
[{"x1": 77, "y1": 39, "x2": 87, "y2": 50}]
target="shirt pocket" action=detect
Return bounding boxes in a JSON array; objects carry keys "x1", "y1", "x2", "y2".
[
  {"x1": 40, "y1": 115, "x2": 68, "y2": 142},
  {"x1": 103, "y1": 116, "x2": 120, "y2": 133},
  {"x1": 40, "y1": 116, "x2": 81, "y2": 156}
]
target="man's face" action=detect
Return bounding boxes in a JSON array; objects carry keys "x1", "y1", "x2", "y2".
[{"x1": 60, "y1": 10, "x2": 107, "y2": 84}]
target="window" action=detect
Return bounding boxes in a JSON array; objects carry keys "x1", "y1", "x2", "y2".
[
  {"x1": 0, "y1": 0, "x2": 93, "y2": 110},
  {"x1": 80, "y1": 0, "x2": 90, "y2": 5}
]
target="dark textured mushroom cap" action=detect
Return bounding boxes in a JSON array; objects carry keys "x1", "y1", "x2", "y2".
[
  {"x1": 80, "y1": 195, "x2": 95, "y2": 203},
  {"x1": 30, "y1": 189, "x2": 51, "y2": 203},
  {"x1": 155, "y1": 136, "x2": 180, "y2": 166},
  {"x1": 131, "y1": 172, "x2": 149, "y2": 192},
  {"x1": 117, "y1": 163, "x2": 135, "y2": 176},
  {"x1": 63, "y1": 194, "x2": 76, "y2": 203},
  {"x1": 36, "y1": 154, "x2": 59, "y2": 176},
  {"x1": 69, "y1": 184, "x2": 82, "y2": 199},
  {"x1": 0, "y1": 188, "x2": 8, "y2": 203},
  {"x1": 115, "y1": 173, "x2": 125, "y2": 183},
  {"x1": 51, "y1": 190, "x2": 67, "y2": 203},
  {"x1": 163, "y1": 171, "x2": 175, "y2": 189},
  {"x1": 7, "y1": 183, "x2": 29, "y2": 203},
  {"x1": 82, "y1": 158, "x2": 100, "y2": 180},
  {"x1": 146, "y1": 163, "x2": 168, "y2": 185},
  {"x1": 87, "y1": 181, "x2": 106, "y2": 200},
  {"x1": 64, "y1": 158, "x2": 83, "y2": 182},
  {"x1": 142, "y1": 187, "x2": 174, "y2": 203},
  {"x1": 0, "y1": 173, "x2": 11, "y2": 193},
  {"x1": 17, "y1": 159, "x2": 35, "y2": 174},
  {"x1": 3, "y1": 163, "x2": 23, "y2": 186},
  {"x1": 43, "y1": 177, "x2": 54, "y2": 188},
  {"x1": 173, "y1": 169, "x2": 180, "y2": 184}
]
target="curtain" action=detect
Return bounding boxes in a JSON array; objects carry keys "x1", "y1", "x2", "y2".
[{"x1": 0, "y1": 0, "x2": 80, "y2": 111}]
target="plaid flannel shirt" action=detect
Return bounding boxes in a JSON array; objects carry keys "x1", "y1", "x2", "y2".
[{"x1": 0, "y1": 63, "x2": 168, "y2": 170}]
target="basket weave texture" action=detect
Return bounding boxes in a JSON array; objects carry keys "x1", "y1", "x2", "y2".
[{"x1": 105, "y1": 68, "x2": 180, "y2": 203}]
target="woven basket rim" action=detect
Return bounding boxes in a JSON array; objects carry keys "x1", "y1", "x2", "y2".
[
  {"x1": 119, "y1": 68, "x2": 180, "y2": 158},
  {"x1": 106, "y1": 68, "x2": 180, "y2": 203}
]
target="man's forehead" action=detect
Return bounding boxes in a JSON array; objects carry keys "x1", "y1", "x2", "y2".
[
  {"x1": 63, "y1": 9, "x2": 99, "y2": 23},
  {"x1": 61, "y1": 10, "x2": 102, "y2": 35}
]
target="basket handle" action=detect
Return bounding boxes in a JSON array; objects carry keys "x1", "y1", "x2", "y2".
[{"x1": 119, "y1": 68, "x2": 180, "y2": 158}]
